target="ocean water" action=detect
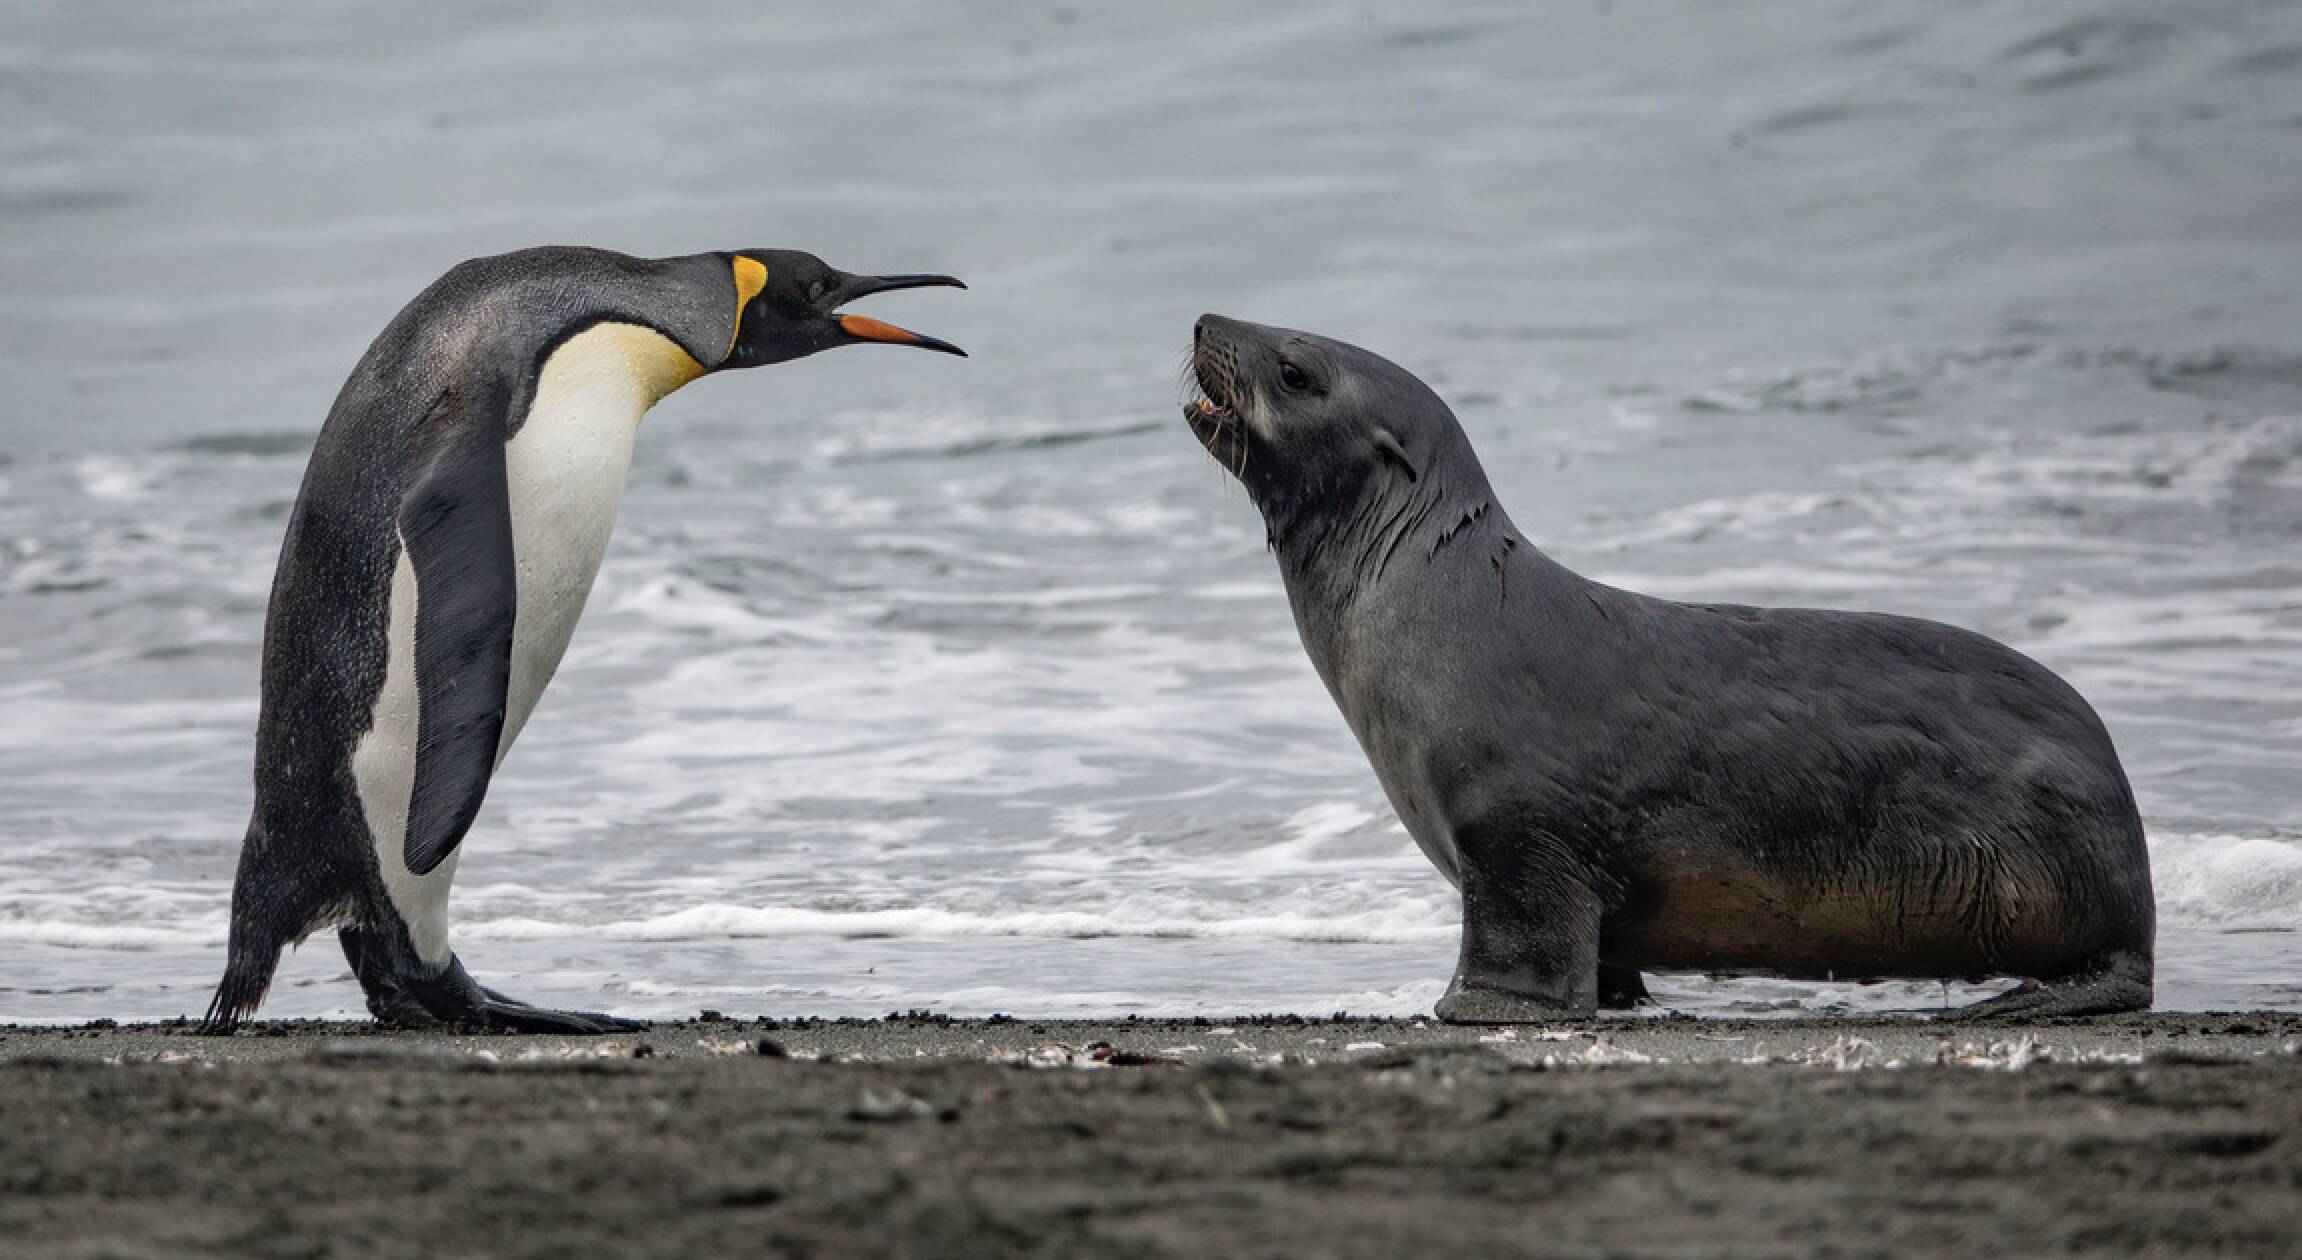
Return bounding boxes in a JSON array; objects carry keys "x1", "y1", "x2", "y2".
[{"x1": 3, "y1": 0, "x2": 2301, "y2": 1023}]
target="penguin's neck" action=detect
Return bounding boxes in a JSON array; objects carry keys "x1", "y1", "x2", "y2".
[{"x1": 496, "y1": 321, "x2": 703, "y2": 757}]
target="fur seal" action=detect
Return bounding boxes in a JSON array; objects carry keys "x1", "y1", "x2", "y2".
[{"x1": 1184, "y1": 314, "x2": 2155, "y2": 1021}]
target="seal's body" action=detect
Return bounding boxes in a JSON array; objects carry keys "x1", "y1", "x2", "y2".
[
  {"x1": 205, "y1": 246, "x2": 963, "y2": 1033},
  {"x1": 1185, "y1": 315, "x2": 2153, "y2": 1021}
]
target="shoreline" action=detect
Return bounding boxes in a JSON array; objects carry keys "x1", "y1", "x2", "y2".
[
  {"x1": 7, "y1": 1013, "x2": 2299, "y2": 1256},
  {"x1": 7, "y1": 1008, "x2": 2301, "y2": 1067}
]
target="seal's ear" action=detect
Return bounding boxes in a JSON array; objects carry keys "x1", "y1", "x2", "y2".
[{"x1": 1373, "y1": 429, "x2": 1419, "y2": 482}]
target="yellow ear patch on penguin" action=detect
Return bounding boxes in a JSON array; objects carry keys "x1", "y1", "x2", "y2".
[{"x1": 727, "y1": 255, "x2": 770, "y2": 358}]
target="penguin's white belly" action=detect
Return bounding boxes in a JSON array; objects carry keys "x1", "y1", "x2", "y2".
[
  {"x1": 353, "y1": 322, "x2": 703, "y2": 963},
  {"x1": 496, "y1": 338, "x2": 662, "y2": 757}
]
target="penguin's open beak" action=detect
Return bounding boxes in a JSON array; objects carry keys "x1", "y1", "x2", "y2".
[{"x1": 825, "y1": 273, "x2": 968, "y2": 357}]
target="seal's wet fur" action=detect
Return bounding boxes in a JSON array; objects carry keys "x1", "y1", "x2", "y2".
[{"x1": 1186, "y1": 315, "x2": 2154, "y2": 1021}]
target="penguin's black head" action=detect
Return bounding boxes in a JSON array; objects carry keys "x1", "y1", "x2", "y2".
[{"x1": 719, "y1": 250, "x2": 966, "y2": 369}]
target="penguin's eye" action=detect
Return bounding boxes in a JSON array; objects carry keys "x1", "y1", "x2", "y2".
[
  {"x1": 807, "y1": 280, "x2": 829, "y2": 304},
  {"x1": 1278, "y1": 360, "x2": 1312, "y2": 392}
]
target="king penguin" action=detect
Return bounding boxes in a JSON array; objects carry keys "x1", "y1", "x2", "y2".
[{"x1": 202, "y1": 246, "x2": 965, "y2": 1033}]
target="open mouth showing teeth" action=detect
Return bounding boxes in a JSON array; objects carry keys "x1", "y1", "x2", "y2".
[
  {"x1": 1185, "y1": 333, "x2": 1251, "y2": 476},
  {"x1": 1185, "y1": 372, "x2": 1251, "y2": 478},
  {"x1": 1186, "y1": 359, "x2": 1237, "y2": 422}
]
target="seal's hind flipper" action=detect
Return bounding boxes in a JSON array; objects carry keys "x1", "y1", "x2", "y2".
[
  {"x1": 1598, "y1": 963, "x2": 1652, "y2": 1010},
  {"x1": 1939, "y1": 951, "x2": 2152, "y2": 1021}
]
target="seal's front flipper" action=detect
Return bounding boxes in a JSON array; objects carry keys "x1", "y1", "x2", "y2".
[
  {"x1": 1938, "y1": 951, "x2": 2152, "y2": 1021},
  {"x1": 1434, "y1": 986, "x2": 1586, "y2": 1023},
  {"x1": 1433, "y1": 863, "x2": 1601, "y2": 1024}
]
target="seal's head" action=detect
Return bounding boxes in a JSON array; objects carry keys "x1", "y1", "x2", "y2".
[{"x1": 1185, "y1": 315, "x2": 1468, "y2": 512}]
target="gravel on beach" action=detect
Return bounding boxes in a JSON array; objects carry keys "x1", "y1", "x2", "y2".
[{"x1": 5, "y1": 1012, "x2": 2299, "y2": 1258}]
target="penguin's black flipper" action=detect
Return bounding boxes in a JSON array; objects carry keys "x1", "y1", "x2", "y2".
[{"x1": 398, "y1": 376, "x2": 518, "y2": 877}]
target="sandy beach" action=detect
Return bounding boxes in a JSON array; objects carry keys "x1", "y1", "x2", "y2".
[{"x1": 6, "y1": 1012, "x2": 2298, "y2": 1258}]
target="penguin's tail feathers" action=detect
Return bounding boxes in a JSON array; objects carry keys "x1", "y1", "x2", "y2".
[
  {"x1": 199, "y1": 819, "x2": 312, "y2": 1036},
  {"x1": 200, "y1": 940, "x2": 278, "y2": 1036}
]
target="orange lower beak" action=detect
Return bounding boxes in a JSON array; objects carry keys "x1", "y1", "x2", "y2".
[{"x1": 837, "y1": 313, "x2": 966, "y2": 357}]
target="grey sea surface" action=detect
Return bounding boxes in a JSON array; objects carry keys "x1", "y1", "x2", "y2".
[{"x1": 2, "y1": 0, "x2": 2300, "y2": 1022}]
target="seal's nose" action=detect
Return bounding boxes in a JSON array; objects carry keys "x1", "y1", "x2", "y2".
[{"x1": 1196, "y1": 313, "x2": 1246, "y2": 346}]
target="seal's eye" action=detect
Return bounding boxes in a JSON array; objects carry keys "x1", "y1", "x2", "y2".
[{"x1": 1278, "y1": 360, "x2": 1311, "y2": 392}]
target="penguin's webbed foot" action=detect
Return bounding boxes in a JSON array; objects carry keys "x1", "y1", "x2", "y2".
[
  {"x1": 465, "y1": 988, "x2": 648, "y2": 1034},
  {"x1": 367, "y1": 994, "x2": 642, "y2": 1034},
  {"x1": 405, "y1": 957, "x2": 645, "y2": 1033},
  {"x1": 467, "y1": 1001, "x2": 646, "y2": 1034},
  {"x1": 342, "y1": 930, "x2": 645, "y2": 1034}
]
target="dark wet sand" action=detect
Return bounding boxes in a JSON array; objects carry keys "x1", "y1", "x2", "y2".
[{"x1": 6, "y1": 1013, "x2": 2300, "y2": 1258}]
